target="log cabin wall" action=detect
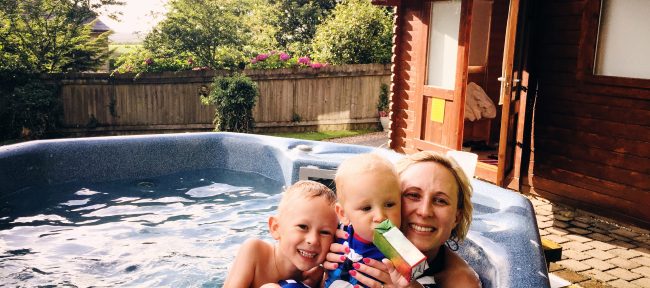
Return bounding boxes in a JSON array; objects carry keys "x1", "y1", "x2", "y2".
[
  {"x1": 530, "y1": 0, "x2": 650, "y2": 227},
  {"x1": 389, "y1": 1, "x2": 424, "y2": 153}
]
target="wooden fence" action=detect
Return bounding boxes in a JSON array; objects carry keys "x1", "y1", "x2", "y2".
[{"x1": 52, "y1": 64, "x2": 391, "y2": 136}]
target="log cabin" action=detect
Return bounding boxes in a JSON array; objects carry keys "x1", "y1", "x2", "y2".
[{"x1": 372, "y1": 0, "x2": 650, "y2": 228}]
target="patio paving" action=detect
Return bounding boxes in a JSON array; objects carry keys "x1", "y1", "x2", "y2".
[{"x1": 329, "y1": 132, "x2": 650, "y2": 288}]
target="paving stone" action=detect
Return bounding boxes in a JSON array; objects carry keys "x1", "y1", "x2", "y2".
[
  {"x1": 554, "y1": 267, "x2": 590, "y2": 281},
  {"x1": 630, "y1": 277, "x2": 650, "y2": 288},
  {"x1": 564, "y1": 241, "x2": 595, "y2": 252},
  {"x1": 613, "y1": 229, "x2": 639, "y2": 239},
  {"x1": 607, "y1": 279, "x2": 641, "y2": 288},
  {"x1": 632, "y1": 247, "x2": 650, "y2": 257},
  {"x1": 540, "y1": 229, "x2": 550, "y2": 236},
  {"x1": 539, "y1": 220, "x2": 554, "y2": 229},
  {"x1": 567, "y1": 234, "x2": 592, "y2": 243},
  {"x1": 537, "y1": 208, "x2": 553, "y2": 216},
  {"x1": 558, "y1": 259, "x2": 592, "y2": 272},
  {"x1": 575, "y1": 215, "x2": 593, "y2": 223},
  {"x1": 585, "y1": 249, "x2": 616, "y2": 261},
  {"x1": 611, "y1": 234, "x2": 634, "y2": 242},
  {"x1": 631, "y1": 266, "x2": 650, "y2": 278},
  {"x1": 630, "y1": 256, "x2": 650, "y2": 267},
  {"x1": 564, "y1": 249, "x2": 592, "y2": 261},
  {"x1": 611, "y1": 240, "x2": 638, "y2": 250},
  {"x1": 556, "y1": 214, "x2": 575, "y2": 222},
  {"x1": 546, "y1": 234, "x2": 571, "y2": 244},
  {"x1": 607, "y1": 268, "x2": 642, "y2": 281},
  {"x1": 569, "y1": 227, "x2": 592, "y2": 235},
  {"x1": 583, "y1": 269, "x2": 618, "y2": 283},
  {"x1": 579, "y1": 279, "x2": 614, "y2": 288},
  {"x1": 591, "y1": 227, "x2": 609, "y2": 234},
  {"x1": 590, "y1": 233, "x2": 616, "y2": 243},
  {"x1": 633, "y1": 236, "x2": 650, "y2": 246},
  {"x1": 549, "y1": 262, "x2": 564, "y2": 272},
  {"x1": 609, "y1": 257, "x2": 642, "y2": 270},
  {"x1": 629, "y1": 226, "x2": 650, "y2": 235},
  {"x1": 593, "y1": 222, "x2": 618, "y2": 231},
  {"x1": 587, "y1": 240, "x2": 617, "y2": 251},
  {"x1": 537, "y1": 214, "x2": 551, "y2": 222},
  {"x1": 609, "y1": 248, "x2": 643, "y2": 260},
  {"x1": 571, "y1": 220, "x2": 592, "y2": 229},
  {"x1": 549, "y1": 227, "x2": 570, "y2": 236},
  {"x1": 584, "y1": 258, "x2": 616, "y2": 271},
  {"x1": 554, "y1": 220, "x2": 571, "y2": 229}
]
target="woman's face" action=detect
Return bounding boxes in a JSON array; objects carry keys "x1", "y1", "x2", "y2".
[{"x1": 399, "y1": 161, "x2": 461, "y2": 258}]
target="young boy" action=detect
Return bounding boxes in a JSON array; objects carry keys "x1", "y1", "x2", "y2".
[
  {"x1": 326, "y1": 153, "x2": 402, "y2": 287},
  {"x1": 224, "y1": 180, "x2": 339, "y2": 288}
]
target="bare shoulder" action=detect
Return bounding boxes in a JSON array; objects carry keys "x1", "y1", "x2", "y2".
[
  {"x1": 223, "y1": 238, "x2": 275, "y2": 288},
  {"x1": 436, "y1": 249, "x2": 481, "y2": 288}
]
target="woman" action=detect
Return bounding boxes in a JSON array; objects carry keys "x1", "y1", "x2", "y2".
[{"x1": 325, "y1": 151, "x2": 481, "y2": 287}]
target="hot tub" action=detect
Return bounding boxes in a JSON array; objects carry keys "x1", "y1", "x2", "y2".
[{"x1": 0, "y1": 132, "x2": 549, "y2": 287}]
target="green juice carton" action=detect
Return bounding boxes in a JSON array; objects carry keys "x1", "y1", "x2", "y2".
[{"x1": 373, "y1": 219, "x2": 428, "y2": 282}]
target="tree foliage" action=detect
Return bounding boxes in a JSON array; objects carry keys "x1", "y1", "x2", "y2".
[
  {"x1": 312, "y1": 0, "x2": 393, "y2": 65},
  {"x1": 143, "y1": 0, "x2": 275, "y2": 70},
  {"x1": 0, "y1": 0, "x2": 123, "y2": 73},
  {"x1": 269, "y1": 0, "x2": 337, "y2": 56}
]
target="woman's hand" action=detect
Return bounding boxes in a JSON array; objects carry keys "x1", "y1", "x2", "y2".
[{"x1": 348, "y1": 257, "x2": 392, "y2": 287}]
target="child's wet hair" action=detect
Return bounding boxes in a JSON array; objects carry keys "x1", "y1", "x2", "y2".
[{"x1": 278, "y1": 180, "x2": 337, "y2": 214}]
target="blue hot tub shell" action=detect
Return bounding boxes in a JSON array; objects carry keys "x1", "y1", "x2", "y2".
[{"x1": 0, "y1": 132, "x2": 550, "y2": 287}]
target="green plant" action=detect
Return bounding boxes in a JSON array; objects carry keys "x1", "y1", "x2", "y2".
[
  {"x1": 377, "y1": 83, "x2": 390, "y2": 117},
  {"x1": 201, "y1": 74, "x2": 259, "y2": 133}
]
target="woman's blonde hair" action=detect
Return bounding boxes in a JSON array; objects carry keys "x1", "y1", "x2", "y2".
[{"x1": 395, "y1": 151, "x2": 473, "y2": 242}]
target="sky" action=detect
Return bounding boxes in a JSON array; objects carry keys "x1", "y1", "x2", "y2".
[{"x1": 98, "y1": 0, "x2": 168, "y2": 43}]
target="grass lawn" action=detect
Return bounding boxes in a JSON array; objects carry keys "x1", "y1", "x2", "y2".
[{"x1": 263, "y1": 129, "x2": 376, "y2": 141}]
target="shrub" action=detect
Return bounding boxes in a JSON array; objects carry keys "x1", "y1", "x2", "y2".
[
  {"x1": 201, "y1": 74, "x2": 259, "y2": 133},
  {"x1": 312, "y1": 0, "x2": 393, "y2": 65},
  {"x1": 0, "y1": 76, "x2": 61, "y2": 141},
  {"x1": 377, "y1": 83, "x2": 390, "y2": 117},
  {"x1": 246, "y1": 51, "x2": 327, "y2": 70}
]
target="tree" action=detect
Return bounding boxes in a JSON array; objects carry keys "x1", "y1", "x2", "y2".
[
  {"x1": 143, "y1": 0, "x2": 276, "y2": 70},
  {"x1": 312, "y1": 0, "x2": 393, "y2": 65},
  {"x1": 0, "y1": 0, "x2": 123, "y2": 73},
  {"x1": 269, "y1": 0, "x2": 337, "y2": 56}
]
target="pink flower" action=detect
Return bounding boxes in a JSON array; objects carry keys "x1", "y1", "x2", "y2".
[
  {"x1": 144, "y1": 58, "x2": 154, "y2": 65},
  {"x1": 310, "y1": 62, "x2": 323, "y2": 69},
  {"x1": 279, "y1": 52, "x2": 290, "y2": 61},
  {"x1": 298, "y1": 56, "x2": 310, "y2": 65},
  {"x1": 256, "y1": 53, "x2": 269, "y2": 61},
  {"x1": 250, "y1": 58, "x2": 258, "y2": 64}
]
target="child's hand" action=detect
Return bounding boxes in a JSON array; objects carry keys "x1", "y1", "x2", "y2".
[{"x1": 323, "y1": 229, "x2": 349, "y2": 270}]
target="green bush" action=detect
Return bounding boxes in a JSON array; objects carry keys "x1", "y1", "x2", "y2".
[
  {"x1": 0, "y1": 76, "x2": 61, "y2": 141},
  {"x1": 201, "y1": 74, "x2": 259, "y2": 133},
  {"x1": 311, "y1": 0, "x2": 393, "y2": 64},
  {"x1": 377, "y1": 83, "x2": 390, "y2": 116}
]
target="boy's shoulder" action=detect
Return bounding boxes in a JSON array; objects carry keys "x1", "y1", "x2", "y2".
[{"x1": 240, "y1": 238, "x2": 274, "y2": 255}]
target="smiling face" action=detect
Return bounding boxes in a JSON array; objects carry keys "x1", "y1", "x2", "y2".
[
  {"x1": 336, "y1": 171, "x2": 401, "y2": 242},
  {"x1": 399, "y1": 161, "x2": 461, "y2": 258},
  {"x1": 270, "y1": 195, "x2": 338, "y2": 272}
]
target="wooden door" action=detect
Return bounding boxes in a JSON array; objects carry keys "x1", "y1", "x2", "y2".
[
  {"x1": 496, "y1": 0, "x2": 531, "y2": 188},
  {"x1": 413, "y1": 0, "x2": 473, "y2": 153}
]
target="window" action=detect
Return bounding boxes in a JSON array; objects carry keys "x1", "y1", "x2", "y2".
[
  {"x1": 593, "y1": 0, "x2": 650, "y2": 79},
  {"x1": 426, "y1": 0, "x2": 462, "y2": 89}
]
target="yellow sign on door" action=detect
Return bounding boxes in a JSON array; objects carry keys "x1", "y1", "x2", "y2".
[{"x1": 430, "y1": 98, "x2": 445, "y2": 123}]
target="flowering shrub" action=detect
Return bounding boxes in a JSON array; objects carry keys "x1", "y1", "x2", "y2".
[{"x1": 246, "y1": 51, "x2": 327, "y2": 70}]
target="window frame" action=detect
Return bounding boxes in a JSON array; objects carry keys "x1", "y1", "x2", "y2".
[{"x1": 577, "y1": 0, "x2": 650, "y2": 89}]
